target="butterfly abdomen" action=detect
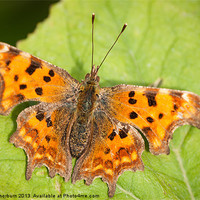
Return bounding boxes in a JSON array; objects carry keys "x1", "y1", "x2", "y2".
[
  {"x1": 69, "y1": 114, "x2": 90, "y2": 157},
  {"x1": 69, "y1": 81, "x2": 99, "y2": 157}
]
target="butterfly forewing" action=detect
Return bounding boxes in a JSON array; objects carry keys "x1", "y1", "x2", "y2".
[
  {"x1": 100, "y1": 85, "x2": 200, "y2": 155},
  {"x1": 0, "y1": 42, "x2": 78, "y2": 183},
  {"x1": 0, "y1": 42, "x2": 79, "y2": 115}
]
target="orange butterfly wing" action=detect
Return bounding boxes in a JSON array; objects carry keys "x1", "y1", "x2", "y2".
[
  {"x1": 10, "y1": 104, "x2": 74, "y2": 181},
  {"x1": 0, "y1": 42, "x2": 79, "y2": 180},
  {"x1": 72, "y1": 111, "x2": 144, "y2": 197},
  {"x1": 100, "y1": 85, "x2": 200, "y2": 155},
  {"x1": 0, "y1": 42, "x2": 78, "y2": 115}
]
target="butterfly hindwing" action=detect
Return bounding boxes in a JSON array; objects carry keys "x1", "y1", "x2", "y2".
[
  {"x1": 100, "y1": 85, "x2": 200, "y2": 155},
  {"x1": 72, "y1": 111, "x2": 144, "y2": 197},
  {"x1": 9, "y1": 103, "x2": 75, "y2": 181},
  {"x1": 0, "y1": 42, "x2": 79, "y2": 115}
]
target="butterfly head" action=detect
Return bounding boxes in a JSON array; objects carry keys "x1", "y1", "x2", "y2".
[{"x1": 84, "y1": 64, "x2": 100, "y2": 83}]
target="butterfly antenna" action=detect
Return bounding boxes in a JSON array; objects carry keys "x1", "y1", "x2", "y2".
[
  {"x1": 98, "y1": 23, "x2": 127, "y2": 69},
  {"x1": 91, "y1": 13, "x2": 95, "y2": 67}
]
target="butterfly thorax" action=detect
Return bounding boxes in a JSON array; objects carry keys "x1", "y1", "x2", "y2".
[
  {"x1": 69, "y1": 67, "x2": 100, "y2": 158},
  {"x1": 76, "y1": 65, "x2": 100, "y2": 113}
]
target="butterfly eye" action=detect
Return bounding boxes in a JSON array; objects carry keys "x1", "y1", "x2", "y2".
[{"x1": 85, "y1": 73, "x2": 90, "y2": 80}]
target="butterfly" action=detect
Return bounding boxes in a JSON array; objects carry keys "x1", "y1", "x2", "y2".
[{"x1": 0, "y1": 15, "x2": 200, "y2": 197}]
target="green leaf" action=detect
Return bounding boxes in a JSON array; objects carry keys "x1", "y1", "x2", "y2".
[{"x1": 0, "y1": 0, "x2": 200, "y2": 199}]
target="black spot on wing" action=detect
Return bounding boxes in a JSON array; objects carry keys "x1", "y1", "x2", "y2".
[
  {"x1": 49, "y1": 70, "x2": 55, "y2": 77},
  {"x1": 15, "y1": 94, "x2": 25, "y2": 101},
  {"x1": 19, "y1": 84, "x2": 27, "y2": 90},
  {"x1": 129, "y1": 91, "x2": 135, "y2": 97},
  {"x1": 146, "y1": 117, "x2": 154, "y2": 123},
  {"x1": 144, "y1": 91, "x2": 157, "y2": 107},
  {"x1": 45, "y1": 135, "x2": 51, "y2": 143},
  {"x1": 43, "y1": 76, "x2": 51, "y2": 82},
  {"x1": 159, "y1": 113, "x2": 163, "y2": 119},
  {"x1": 26, "y1": 59, "x2": 41, "y2": 75},
  {"x1": 130, "y1": 111, "x2": 138, "y2": 119},
  {"x1": 174, "y1": 104, "x2": 178, "y2": 110},
  {"x1": 6, "y1": 60, "x2": 11, "y2": 66},
  {"x1": 119, "y1": 129, "x2": 128, "y2": 139},
  {"x1": 128, "y1": 98, "x2": 137, "y2": 104},
  {"x1": 35, "y1": 87, "x2": 43, "y2": 96},
  {"x1": 108, "y1": 130, "x2": 116, "y2": 141},
  {"x1": 36, "y1": 112, "x2": 44, "y2": 121},
  {"x1": 14, "y1": 75, "x2": 18, "y2": 81}
]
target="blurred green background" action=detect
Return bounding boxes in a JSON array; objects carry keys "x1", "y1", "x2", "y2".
[{"x1": 0, "y1": 0, "x2": 59, "y2": 45}]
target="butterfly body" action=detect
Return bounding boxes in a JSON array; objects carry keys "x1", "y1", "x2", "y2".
[
  {"x1": 0, "y1": 42, "x2": 200, "y2": 197},
  {"x1": 70, "y1": 67, "x2": 100, "y2": 157}
]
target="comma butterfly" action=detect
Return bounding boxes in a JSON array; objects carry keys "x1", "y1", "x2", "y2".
[{"x1": 0, "y1": 14, "x2": 200, "y2": 197}]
